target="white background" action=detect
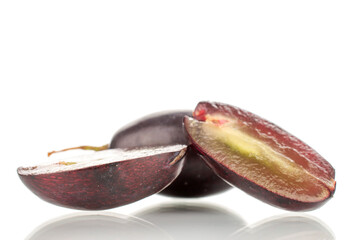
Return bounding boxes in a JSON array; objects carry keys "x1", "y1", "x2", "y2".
[{"x1": 1, "y1": 0, "x2": 359, "y2": 239}]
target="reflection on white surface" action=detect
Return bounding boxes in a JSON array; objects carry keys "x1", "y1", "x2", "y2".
[
  {"x1": 229, "y1": 214, "x2": 335, "y2": 240},
  {"x1": 25, "y1": 204, "x2": 335, "y2": 240},
  {"x1": 136, "y1": 203, "x2": 335, "y2": 240},
  {"x1": 26, "y1": 212, "x2": 171, "y2": 240},
  {"x1": 136, "y1": 203, "x2": 247, "y2": 240}
]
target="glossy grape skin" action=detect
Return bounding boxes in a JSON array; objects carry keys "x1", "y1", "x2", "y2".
[
  {"x1": 110, "y1": 111, "x2": 231, "y2": 198},
  {"x1": 17, "y1": 147, "x2": 186, "y2": 210}
]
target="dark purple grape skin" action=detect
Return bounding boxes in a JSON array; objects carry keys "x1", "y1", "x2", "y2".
[
  {"x1": 18, "y1": 149, "x2": 185, "y2": 210},
  {"x1": 109, "y1": 111, "x2": 231, "y2": 198}
]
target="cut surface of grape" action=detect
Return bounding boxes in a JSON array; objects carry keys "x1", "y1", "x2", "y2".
[{"x1": 185, "y1": 101, "x2": 336, "y2": 211}]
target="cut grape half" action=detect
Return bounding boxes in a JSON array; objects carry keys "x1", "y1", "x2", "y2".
[
  {"x1": 18, "y1": 145, "x2": 187, "y2": 210},
  {"x1": 185, "y1": 102, "x2": 336, "y2": 211}
]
